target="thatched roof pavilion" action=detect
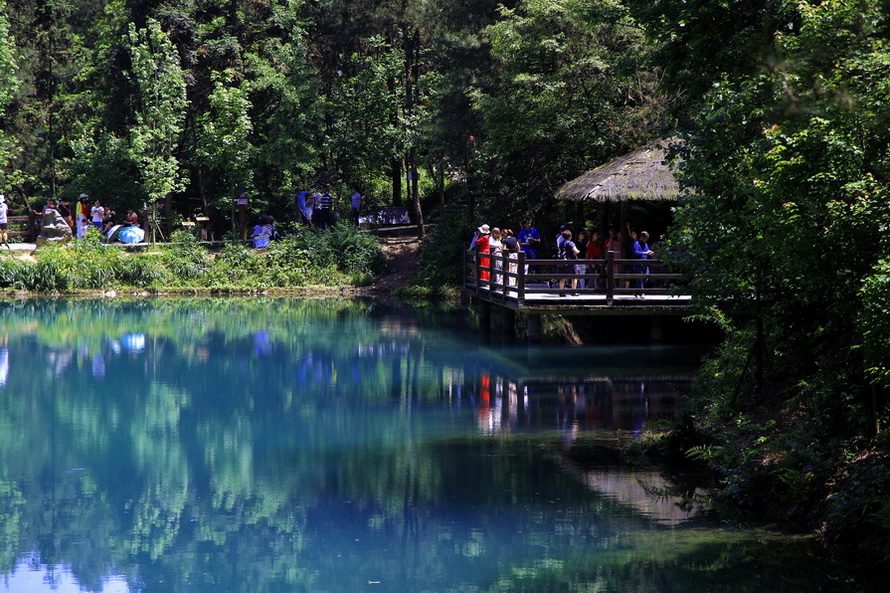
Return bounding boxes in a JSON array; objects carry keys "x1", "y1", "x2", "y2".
[{"x1": 555, "y1": 138, "x2": 681, "y2": 202}]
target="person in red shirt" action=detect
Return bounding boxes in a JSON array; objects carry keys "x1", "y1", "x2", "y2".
[
  {"x1": 586, "y1": 230, "x2": 604, "y2": 289},
  {"x1": 473, "y1": 224, "x2": 491, "y2": 283}
]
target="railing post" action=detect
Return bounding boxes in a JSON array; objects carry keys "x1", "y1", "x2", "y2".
[
  {"x1": 606, "y1": 251, "x2": 614, "y2": 305},
  {"x1": 500, "y1": 252, "x2": 509, "y2": 298},
  {"x1": 463, "y1": 248, "x2": 470, "y2": 291},
  {"x1": 517, "y1": 252, "x2": 526, "y2": 305}
]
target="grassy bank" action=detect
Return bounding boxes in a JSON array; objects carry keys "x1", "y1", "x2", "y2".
[{"x1": 0, "y1": 223, "x2": 389, "y2": 295}]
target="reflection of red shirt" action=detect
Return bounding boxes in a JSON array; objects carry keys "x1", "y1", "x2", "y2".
[
  {"x1": 477, "y1": 375, "x2": 491, "y2": 421},
  {"x1": 587, "y1": 240, "x2": 603, "y2": 259}
]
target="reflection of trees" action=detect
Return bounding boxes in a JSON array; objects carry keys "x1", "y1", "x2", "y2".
[{"x1": 0, "y1": 298, "x2": 770, "y2": 593}]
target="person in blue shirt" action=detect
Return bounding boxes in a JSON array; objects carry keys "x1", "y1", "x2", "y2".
[
  {"x1": 632, "y1": 231, "x2": 655, "y2": 294},
  {"x1": 517, "y1": 219, "x2": 541, "y2": 273},
  {"x1": 316, "y1": 185, "x2": 335, "y2": 228}
]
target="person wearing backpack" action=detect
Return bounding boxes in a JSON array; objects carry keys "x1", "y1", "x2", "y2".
[{"x1": 557, "y1": 229, "x2": 579, "y2": 295}]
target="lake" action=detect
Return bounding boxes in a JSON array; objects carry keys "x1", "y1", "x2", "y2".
[{"x1": 0, "y1": 298, "x2": 879, "y2": 592}]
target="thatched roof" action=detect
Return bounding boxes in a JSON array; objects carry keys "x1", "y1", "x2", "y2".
[{"x1": 555, "y1": 139, "x2": 681, "y2": 202}]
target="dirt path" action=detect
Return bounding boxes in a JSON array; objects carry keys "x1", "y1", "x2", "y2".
[{"x1": 367, "y1": 236, "x2": 421, "y2": 296}]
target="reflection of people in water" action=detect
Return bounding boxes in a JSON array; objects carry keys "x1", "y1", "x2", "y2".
[
  {"x1": 475, "y1": 374, "x2": 507, "y2": 434},
  {"x1": 476, "y1": 375, "x2": 491, "y2": 430},
  {"x1": 253, "y1": 331, "x2": 272, "y2": 356},
  {"x1": 92, "y1": 354, "x2": 105, "y2": 378},
  {"x1": 0, "y1": 347, "x2": 8, "y2": 388}
]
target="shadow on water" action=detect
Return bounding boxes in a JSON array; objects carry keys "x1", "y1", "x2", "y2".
[{"x1": 0, "y1": 298, "x2": 884, "y2": 592}]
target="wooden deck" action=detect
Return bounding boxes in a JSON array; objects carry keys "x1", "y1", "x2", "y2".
[{"x1": 463, "y1": 250, "x2": 692, "y2": 315}]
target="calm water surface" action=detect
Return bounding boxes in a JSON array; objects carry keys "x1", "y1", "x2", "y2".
[{"x1": 0, "y1": 298, "x2": 877, "y2": 592}]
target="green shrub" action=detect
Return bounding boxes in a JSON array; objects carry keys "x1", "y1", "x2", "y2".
[
  {"x1": 415, "y1": 210, "x2": 472, "y2": 291},
  {"x1": 0, "y1": 256, "x2": 32, "y2": 289},
  {"x1": 320, "y1": 221, "x2": 389, "y2": 277},
  {"x1": 116, "y1": 253, "x2": 169, "y2": 287},
  {"x1": 163, "y1": 230, "x2": 209, "y2": 281},
  {"x1": 0, "y1": 222, "x2": 389, "y2": 292}
]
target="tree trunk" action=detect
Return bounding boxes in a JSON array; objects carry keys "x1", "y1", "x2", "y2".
[
  {"x1": 405, "y1": 28, "x2": 424, "y2": 238},
  {"x1": 391, "y1": 158, "x2": 402, "y2": 206},
  {"x1": 410, "y1": 147, "x2": 424, "y2": 238}
]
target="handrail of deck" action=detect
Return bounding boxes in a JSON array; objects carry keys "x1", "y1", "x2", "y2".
[
  {"x1": 462, "y1": 247, "x2": 688, "y2": 306},
  {"x1": 7, "y1": 215, "x2": 38, "y2": 241}
]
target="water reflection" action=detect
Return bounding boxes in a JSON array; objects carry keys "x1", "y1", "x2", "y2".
[
  {"x1": 468, "y1": 374, "x2": 687, "y2": 438},
  {"x1": 0, "y1": 299, "x2": 877, "y2": 592}
]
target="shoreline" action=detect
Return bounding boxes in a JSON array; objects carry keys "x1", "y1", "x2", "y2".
[{"x1": 0, "y1": 236, "x2": 424, "y2": 300}]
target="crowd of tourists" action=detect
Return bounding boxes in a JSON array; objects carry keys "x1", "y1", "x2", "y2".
[
  {"x1": 293, "y1": 185, "x2": 362, "y2": 231},
  {"x1": 2, "y1": 185, "x2": 363, "y2": 250},
  {"x1": 0, "y1": 193, "x2": 145, "y2": 246},
  {"x1": 251, "y1": 185, "x2": 363, "y2": 247},
  {"x1": 470, "y1": 220, "x2": 661, "y2": 295}
]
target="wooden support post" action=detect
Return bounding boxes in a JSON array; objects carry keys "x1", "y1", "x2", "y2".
[
  {"x1": 527, "y1": 313, "x2": 542, "y2": 344},
  {"x1": 502, "y1": 308, "x2": 516, "y2": 342},
  {"x1": 606, "y1": 251, "x2": 615, "y2": 305},
  {"x1": 650, "y1": 315, "x2": 664, "y2": 343},
  {"x1": 478, "y1": 299, "x2": 492, "y2": 343},
  {"x1": 479, "y1": 299, "x2": 491, "y2": 329}
]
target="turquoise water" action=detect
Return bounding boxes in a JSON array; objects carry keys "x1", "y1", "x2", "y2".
[{"x1": 0, "y1": 298, "x2": 878, "y2": 592}]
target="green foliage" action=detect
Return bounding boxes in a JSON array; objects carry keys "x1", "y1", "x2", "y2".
[
  {"x1": 860, "y1": 262, "x2": 890, "y2": 389},
  {"x1": 413, "y1": 207, "x2": 473, "y2": 292},
  {"x1": 0, "y1": 222, "x2": 387, "y2": 292},
  {"x1": 469, "y1": 0, "x2": 670, "y2": 216},
  {"x1": 647, "y1": 0, "x2": 890, "y2": 553},
  {"x1": 824, "y1": 445, "x2": 890, "y2": 558},
  {"x1": 125, "y1": 19, "x2": 188, "y2": 204},
  {"x1": 0, "y1": 256, "x2": 32, "y2": 290},
  {"x1": 163, "y1": 230, "x2": 210, "y2": 281},
  {"x1": 0, "y1": 0, "x2": 20, "y2": 183},
  {"x1": 195, "y1": 70, "x2": 254, "y2": 211}
]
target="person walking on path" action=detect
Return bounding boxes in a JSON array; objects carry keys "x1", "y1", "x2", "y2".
[
  {"x1": 558, "y1": 230, "x2": 580, "y2": 295},
  {"x1": 0, "y1": 195, "x2": 9, "y2": 249}
]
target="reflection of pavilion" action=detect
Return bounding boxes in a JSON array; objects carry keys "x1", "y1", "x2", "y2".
[
  {"x1": 465, "y1": 346, "x2": 697, "y2": 437},
  {"x1": 472, "y1": 373, "x2": 692, "y2": 436}
]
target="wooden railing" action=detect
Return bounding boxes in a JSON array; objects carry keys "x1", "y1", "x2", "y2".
[
  {"x1": 7, "y1": 215, "x2": 38, "y2": 241},
  {"x1": 463, "y1": 247, "x2": 686, "y2": 305}
]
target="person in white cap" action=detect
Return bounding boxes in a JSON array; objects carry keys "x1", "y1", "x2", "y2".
[
  {"x1": 0, "y1": 194, "x2": 8, "y2": 248},
  {"x1": 473, "y1": 223, "x2": 492, "y2": 284}
]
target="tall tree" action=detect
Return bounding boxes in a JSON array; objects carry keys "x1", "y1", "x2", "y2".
[
  {"x1": 194, "y1": 70, "x2": 253, "y2": 238},
  {"x1": 644, "y1": 0, "x2": 890, "y2": 548},
  {"x1": 125, "y1": 19, "x2": 188, "y2": 238},
  {"x1": 469, "y1": 0, "x2": 670, "y2": 222},
  {"x1": 0, "y1": 0, "x2": 21, "y2": 190}
]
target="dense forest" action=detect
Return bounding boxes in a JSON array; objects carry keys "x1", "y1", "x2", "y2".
[
  {"x1": 0, "y1": 0, "x2": 666, "y2": 230},
  {"x1": 2, "y1": 0, "x2": 890, "y2": 558}
]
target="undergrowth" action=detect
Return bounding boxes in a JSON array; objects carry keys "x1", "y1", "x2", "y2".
[{"x1": 0, "y1": 221, "x2": 388, "y2": 293}]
